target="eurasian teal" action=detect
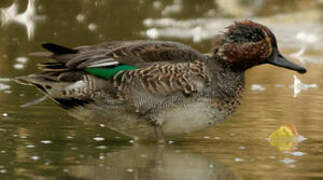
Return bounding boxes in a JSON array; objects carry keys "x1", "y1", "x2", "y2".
[{"x1": 16, "y1": 21, "x2": 306, "y2": 142}]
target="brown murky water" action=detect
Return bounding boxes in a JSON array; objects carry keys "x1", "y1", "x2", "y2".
[{"x1": 0, "y1": 0, "x2": 323, "y2": 179}]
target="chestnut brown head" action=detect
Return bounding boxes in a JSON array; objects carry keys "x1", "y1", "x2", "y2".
[{"x1": 214, "y1": 20, "x2": 306, "y2": 74}]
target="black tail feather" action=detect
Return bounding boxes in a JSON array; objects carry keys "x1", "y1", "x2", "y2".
[{"x1": 42, "y1": 43, "x2": 78, "y2": 55}]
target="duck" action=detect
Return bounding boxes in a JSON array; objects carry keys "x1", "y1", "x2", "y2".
[{"x1": 16, "y1": 20, "x2": 306, "y2": 143}]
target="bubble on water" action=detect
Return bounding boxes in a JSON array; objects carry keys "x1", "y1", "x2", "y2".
[
  {"x1": 234, "y1": 158, "x2": 244, "y2": 162},
  {"x1": 168, "y1": 140, "x2": 175, "y2": 144},
  {"x1": 66, "y1": 136, "x2": 73, "y2": 139},
  {"x1": 93, "y1": 137, "x2": 105, "y2": 141},
  {"x1": 296, "y1": 31, "x2": 318, "y2": 44},
  {"x1": 40, "y1": 140, "x2": 52, "y2": 144},
  {"x1": 4, "y1": 90, "x2": 12, "y2": 94},
  {"x1": 99, "y1": 124, "x2": 105, "y2": 127},
  {"x1": 290, "y1": 151, "x2": 306, "y2": 156},
  {"x1": 209, "y1": 164, "x2": 214, "y2": 168},
  {"x1": 26, "y1": 144, "x2": 35, "y2": 148},
  {"x1": 146, "y1": 28, "x2": 159, "y2": 39},
  {"x1": 96, "y1": 145, "x2": 107, "y2": 150},
  {"x1": 280, "y1": 158, "x2": 295, "y2": 164},
  {"x1": 203, "y1": 136, "x2": 210, "y2": 139},
  {"x1": 2, "y1": 113, "x2": 8, "y2": 117},
  {"x1": 99, "y1": 155, "x2": 105, "y2": 160},
  {"x1": 161, "y1": 0, "x2": 182, "y2": 16},
  {"x1": 20, "y1": 136, "x2": 27, "y2": 139},
  {"x1": 269, "y1": 156, "x2": 276, "y2": 159},
  {"x1": 0, "y1": 150, "x2": 6, "y2": 153},
  {"x1": 70, "y1": 147, "x2": 78, "y2": 151},
  {"x1": 63, "y1": 168, "x2": 69, "y2": 173},
  {"x1": 88, "y1": 23, "x2": 97, "y2": 31},
  {"x1": 31, "y1": 156, "x2": 39, "y2": 160},
  {"x1": 239, "y1": 146, "x2": 246, "y2": 150},
  {"x1": 0, "y1": 78, "x2": 10, "y2": 82},
  {"x1": 76, "y1": 14, "x2": 85, "y2": 22},
  {"x1": 126, "y1": 168, "x2": 134, "y2": 173},
  {"x1": 251, "y1": 84, "x2": 265, "y2": 91},
  {"x1": 129, "y1": 140, "x2": 135, "y2": 144},
  {"x1": 16, "y1": 57, "x2": 28, "y2": 63},
  {"x1": 214, "y1": 136, "x2": 221, "y2": 140},
  {"x1": 275, "y1": 84, "x2": 285, "y2": 88},
  {"x1": 140, "y1": 154, "x2": 148, "y2": 158},
  {"x1": 14, "y1": 63, "x2": 25, "y2": 69},
  {"x1": 0, "y1": 83, "x2": 10, "y2": 91},
  {"x1": 0, "y1": 169, "x2": 6, "y2": 174},
  {"x1": 153, "y1": 1, "x2": 162, "y2": 9}
]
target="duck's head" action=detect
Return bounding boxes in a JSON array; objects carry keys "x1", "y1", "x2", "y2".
[{"x1": 213, "y1": 20, "x2": 306, "y2": 74}]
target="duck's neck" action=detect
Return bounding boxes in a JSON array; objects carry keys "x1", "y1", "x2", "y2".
[{"x1": 205, "y1": 56, "x2": 245, "y2": 107}]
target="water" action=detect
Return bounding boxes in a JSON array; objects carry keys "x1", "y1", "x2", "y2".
[{"x1": 1, "y1": 0, "x2": 323, "y2": 179}]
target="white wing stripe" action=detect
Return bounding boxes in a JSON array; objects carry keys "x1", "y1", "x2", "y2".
[{"x1": 87, "y1": 61, "x2": 119, "y2": 68}]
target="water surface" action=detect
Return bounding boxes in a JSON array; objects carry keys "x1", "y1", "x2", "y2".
[{"x1": 0, "y1": 0, "x2": 323, "y2": 179}]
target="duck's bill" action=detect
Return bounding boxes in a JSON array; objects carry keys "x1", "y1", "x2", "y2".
[{"x1": 268, "y1": 52, "x2": 306, "y2": 74}]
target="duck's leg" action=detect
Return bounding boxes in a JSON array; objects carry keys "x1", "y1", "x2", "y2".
[{"x1": 154, "y1": 124, "x2": 165, "y2": 144}]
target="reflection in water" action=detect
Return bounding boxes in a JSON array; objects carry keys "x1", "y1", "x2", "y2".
[
  {"x1": 65, "y1": 144, "x2": 236, "y2": 180},
  {"x1": 268, "y1": 124, "x2": 306, "y2": 151},
  {"x1": 293, "y1": 75, "x2": 317, "y2": 97},
  {"x1": 0, "y1": 0, "x2": 45, "y2": 39},
  {"x1": 1, "y1": 0, "x2": 323, "y2": 179}
]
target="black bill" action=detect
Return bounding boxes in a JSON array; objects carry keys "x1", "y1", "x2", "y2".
[{"x1": 267, "y1": 51, "x2": 306, "y2": 74}]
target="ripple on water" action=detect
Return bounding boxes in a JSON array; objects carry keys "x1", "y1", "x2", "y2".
[{"x1": 0, "y1": 83, "x2": 10, "y2": 91}]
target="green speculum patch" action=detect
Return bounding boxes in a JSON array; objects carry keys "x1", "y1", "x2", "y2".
[{"x1": 85, "y1": 65, "x2": 137, "y2": 79}]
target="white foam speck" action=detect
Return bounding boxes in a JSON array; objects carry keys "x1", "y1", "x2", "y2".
[
  {"x1": 239, "y1": 146, "x2": 246, "y2": 150},
  {"x1": 209, "y1": 164, "x2": 214, "y2": 168},
  {"x1": 93, "y1": 137, "x2": 104, "y2": 141},
  {"x1": 26, "y1": 144, "x2": 35, "y2": 148},
  {"x1": 168, "y1": 140, "x2": 175, "y2": 144},
  {"x1": 234, "y1": 158, "x2": 244, "y2": 162},
  {"x1": 269, "y1": 156, "x2": 276, "y2": 159},
  {"x1": 13, "y1": 63, "x2": 24, "y2": 69},
  {"x1": 88, "y1": 23, "x2": 97, "y2": 31},
  {"x1": 96, "y1": 145, "x2": 107, "y2": 149},
  {"x1": 2, "y1": 113, "x2": 8, "y2": 117},
  {"x1": 203, "y1": 136, "x2": 210, "y2": 139},
  {"x1": 280, "y1": 158, "x2": 295, "y2": 164},
  {"x1": 40, "y1": 140, "x2": 52, "y2": 144},
  {"x1": 251, "y1": 84, "x2": 265, "y2": 91},
  {"x1": 275, "y1": 84, "x2": 285, "y2": 88},
  {"x1": 126, "y1": 168, "x2": 134, "y2": 173},
  {"x1": 146, "y1": 28, "x2": 159, "y2": 39},
  {"x1": 31, "y1": 156, "x2": 39, "y2": 160},
  {"x1": 0, "y1": 169, "x2": 6, "y2": 174},
  {"x1": 66, "y1": 136, "x2": 73, "y2": 139},
  {"x1": 289, "y1": 164, "x2": 296, "y2": 168},
  {"x1": 76, "y1": 14, "x2": 85, "y2": 22},
  {"x1": 129, "y1": 140, "x2": 135, "y2": 144},
  {"x1": 296, "y1": 31, "x2": 318, "y2": 44},
  {"x1": 293, "y1": 75, "x2": 317, "y2": 97},
  {"x1": 99, "y1": 155, "x2": 105, "y2": 160},
  {"x1": 16, "y1": 57, "x2": 28, "y2": 63},
  {"x1": 290, "y1": 151, "x2": 306, "y2": 156},
  {"x1": 0, "y1": 83, "x2": 10, "y2": 91},
  {"x1": 99, "y1": 124, "x2": 105, "y2": 127},
  {"x1": 153, "y1": 1, "x2": 162, "y2": 9},
  {"x1": 0, "y1": 78, "x2": 11, "y2": 82}
]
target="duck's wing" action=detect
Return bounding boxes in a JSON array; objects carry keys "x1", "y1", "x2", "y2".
[{"x1": 31, "y1": 41, "x2": 206, "y2": 81}]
